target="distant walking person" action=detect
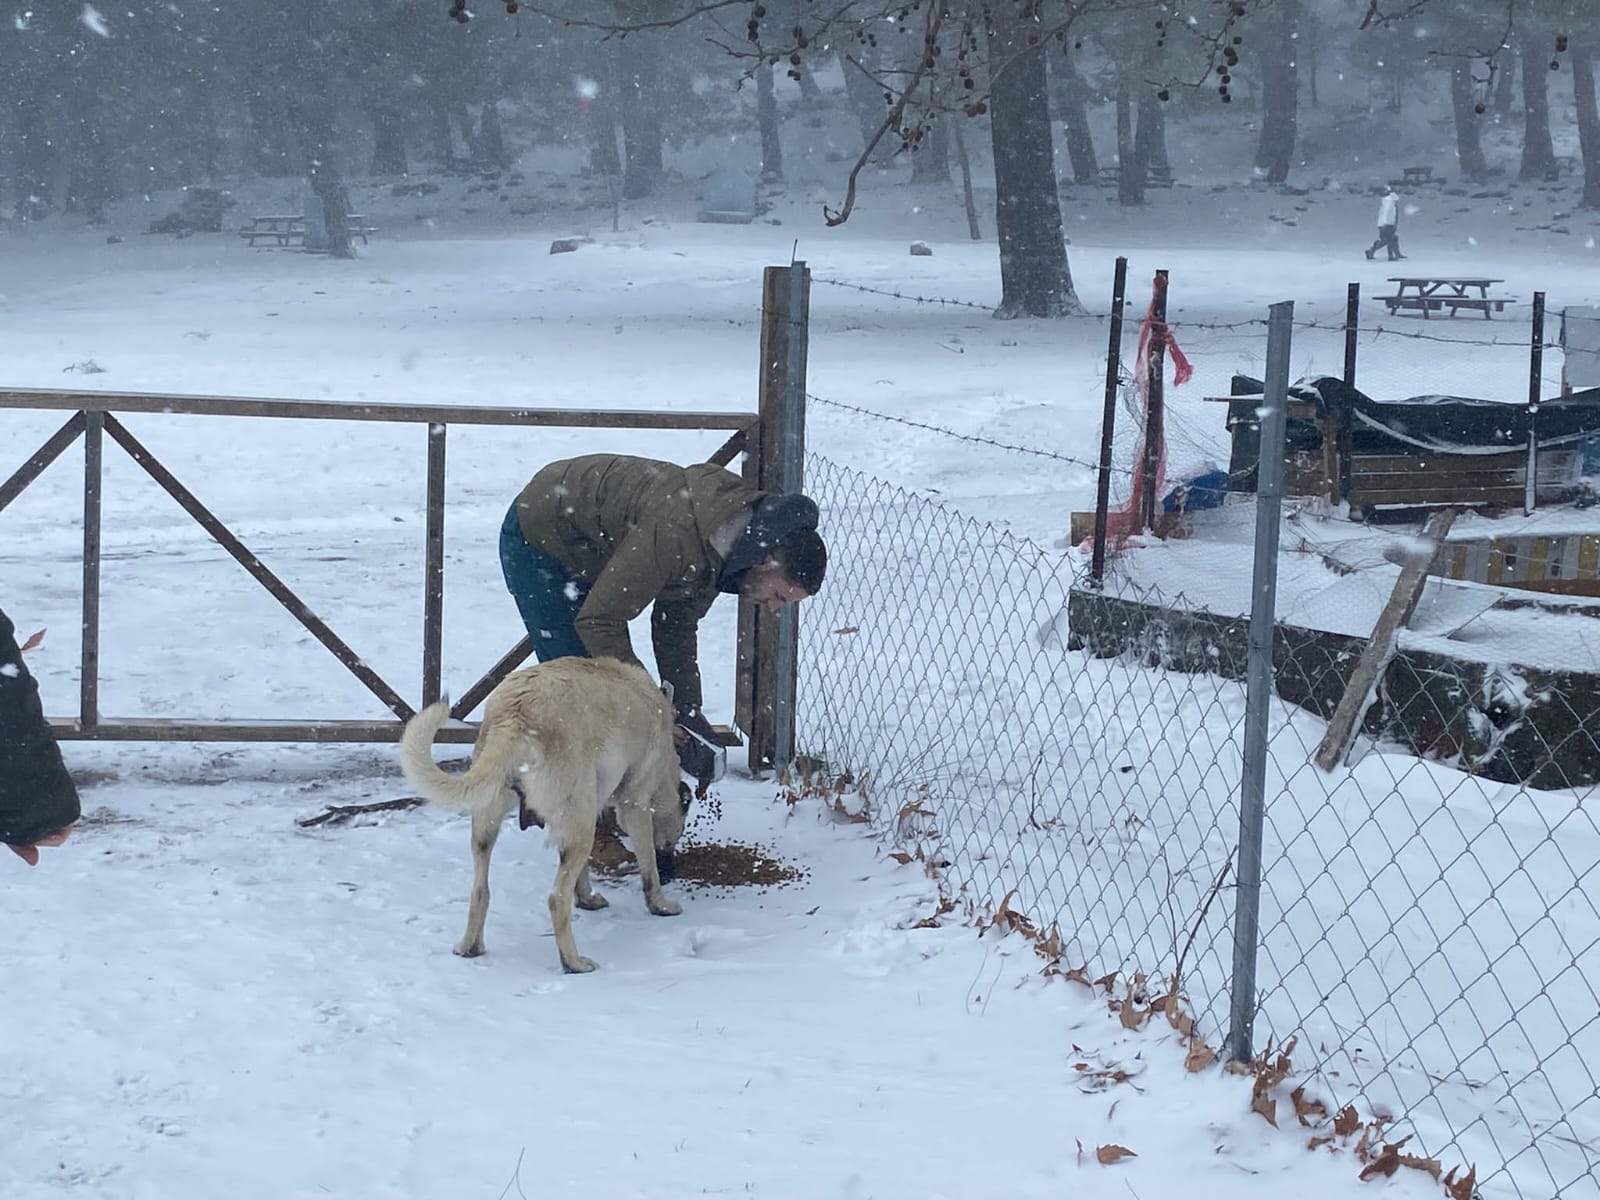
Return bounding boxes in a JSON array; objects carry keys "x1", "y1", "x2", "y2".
[{"x1": 1365, "y1": 186, "x2": 1404, "y2": 261}]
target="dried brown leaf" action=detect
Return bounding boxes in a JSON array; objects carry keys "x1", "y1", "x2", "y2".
[
  {"x1": 1290, "y1": 1086, "x2": 1328, "y2": 1127},
  {"x1": 19, "y1": 628, "x2": 45, "y2": 654},
  {"x1": 1358, "y1": 1137, "x2": 1414, "y2": 1181},
  {"x1": 1443, "y1": 1165, "x2": 1478, "y2": 1200},
  {"x1": 1333, "y1": 1105, "x2": 1362, "y2": 1137},
  {"x1": 1251, "y1": 1087, "x2": 1278, "y2": 1128},
  {"x1": 1400, "y1": 1153, "x2": 1442, "y2": 1180},
  {"x1": 1118, "y1": 993, "x2": 1147, "y2": 1031},
  {"x1": 1354, "y1": 1126, "x2": 1374, "y2": 1163},
  {"x1": 1307, "y1": 1134, "x2": 1336, "y2": 1151},
  {"x1": 1095, "y1": 1144, "x2": 1137, "y2": 1165},
  {"x1": 832, "y1": 624, "x2": 860, "y2": 635},
  {"x1": 887, "y1": 851, "x2": 913, "y2": 865},
  {"x1": 1184, "y1": 1038, "x2": 1216, "y2": 1073}
]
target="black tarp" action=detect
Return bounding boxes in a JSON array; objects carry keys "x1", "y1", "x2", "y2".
[{"x1": 1230, "y1": 374, "x2": 1600, "y2": 454}]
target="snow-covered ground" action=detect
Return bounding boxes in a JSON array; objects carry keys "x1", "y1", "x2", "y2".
[{"x1": 4, "y1": 156, "x2": 1598, "y2": 1198}]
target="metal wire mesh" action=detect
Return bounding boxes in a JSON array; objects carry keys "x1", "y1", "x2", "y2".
[
  {"x1": 798, "y1": 272, "x2": 1600, "y2": 1197},
  {"x1": 797, "y1": 452, "x2": 1248, "y2": 1047},
  {"x1": 796, "y1": 449, "x2": 1600, "y2": 1200}
]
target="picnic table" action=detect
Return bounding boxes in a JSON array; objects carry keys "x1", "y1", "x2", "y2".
[
  {"x1": 240, "y1": 213, "x2": 376, "y2": 248},
  {"x1": 1375, "y1": 275, "x2": 1509, "y2": 320}
]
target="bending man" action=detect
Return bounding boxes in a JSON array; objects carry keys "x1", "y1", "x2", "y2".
[{"x1": 499, "y1": 453, "x2": 827, "y2": 786}]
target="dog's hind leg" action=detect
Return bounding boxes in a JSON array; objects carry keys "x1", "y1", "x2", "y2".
[
  {"x1": 455, "y1": 802, "x2": 506, "y2": 958},
  {"x1": 549, "y1": 838, "x2": 599, "y2": 973},
  {"x1": 616, "y1": 803, "x2": 682, "y2": 918},
  {"x1": 574, "y1": 865, "x2": 609, "y2": 911}
]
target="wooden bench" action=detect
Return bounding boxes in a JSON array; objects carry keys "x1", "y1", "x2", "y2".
[
  {"x1": 1393, "y1": 165, "x2": 1435, "y2": 187},
  {"x1": 1375, "y1": 275, "x2": 1508, "y2": 320},
  {"x1": 240, "y1": 213, "x2": 376, "y2": 248}
]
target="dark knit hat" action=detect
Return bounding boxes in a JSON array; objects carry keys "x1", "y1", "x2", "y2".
[{"x1": 718, "y1": 493, "x2": 824, "y2": 592}]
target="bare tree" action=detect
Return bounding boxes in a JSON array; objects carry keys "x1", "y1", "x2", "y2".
[
  {"x1": 1253, "y1": 0, "x2": 1299, "y2": 183},
  {"x1": 1519, "y1": 31, "x2": 1557, "y2": 180},
  {"x1": 1573, "y1": 36, "x2": 1600, "y2": 208},
  {"x1": 986, "y1": 1, "x2": 1078, "y2": 315}
]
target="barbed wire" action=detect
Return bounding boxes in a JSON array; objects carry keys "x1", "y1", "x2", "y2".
[
  {"x1": 812, "y1": 276, "x2": 999, "y2": 312},
  {"x1": 807, "y1": 391, "x2": 1135, "y2": 477},
  {"x1": 811, "y1": 274, "x2": 1566, "y2": 350}
]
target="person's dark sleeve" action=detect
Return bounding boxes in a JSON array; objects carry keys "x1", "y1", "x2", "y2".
[
  {"x1": 652, "y1": 596, "x2": 715, "y2": 716},
  {"x1": 0, "y1": 609, "x2": 81, "y2": 846}
]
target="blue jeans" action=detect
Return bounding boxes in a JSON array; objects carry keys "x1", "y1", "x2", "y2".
[{"x1": 499, "y1": 503, "x2": 590, "y2": 662}]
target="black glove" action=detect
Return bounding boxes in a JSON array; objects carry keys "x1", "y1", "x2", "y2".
[{"x1": 673, "y1": 705, "x2": 725, "y2": 785}]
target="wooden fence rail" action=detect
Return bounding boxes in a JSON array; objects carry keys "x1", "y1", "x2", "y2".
[{"x1": 0, "y1": 387, "x2": 766, "y2": 750}]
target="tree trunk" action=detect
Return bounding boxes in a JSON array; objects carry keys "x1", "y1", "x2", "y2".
[
  {"x1": 910, "y1": 112, "x2": 949, "y2": 182},
  {"x1": 838, "y1": 47, "x2": 891, "y2": 164},
  {"x1": 1137, "y1": 87, "x2": 1169, "y2": 175},
  {"x1": 618, "y1": 35, "x2": 662, "y2": 199},
  {"x1": 986, "y1": 1, "x2": 1077, "y2": 316},
  {"x1": 1492, "y1": 43, "x2": 1517, "y2": 117},
  {"x1": 479, "y1": 101, "x2": 510, "y2": 170},
  {"x1": 585, "y1": 44, "x2": 623, "y2": 179},
  {"x1": 247, "y1": 90, "x2": 298, "y2": 177},
  {"x1": 66, "y1": 82, "x2": 111, "y2": 223},
  {"x1": 795, "y1": 63, "x2": 822, "y2": 103},
  {"x1": 1115, "y1": 81, "x2": 1143, "y2": 206},
  {"x1": 1055, "y1": 47, "x2": 1098, "y2": 184},
  {"x1": 1253, "y1": 0, "x2": 1299, "y2": 184},
  {"x1": 1519, "y1": 42, "x2": 1556, "y2": 181},
  {"x1": 1305, "y1": 10, "x2": 1319, "y2": 108},
  {"x1": 1450, "y1": 62, "x2": 1489, "y2": 181},
  {"x1": 757, "y1": 61, "x2": 784, "y2": 181},
  {"x1": 1575, "y1": 41, "x2": 1600, "y2": 210},
  {"x1": 14, "y1": 92, "x2": 52, "y2": 219},
  {"x1": 289, "y1": 61, "x2": 354, "y2": 259},
  {"x1": 370, "y1": 100, "x2": 409, "y2": 175},
  {"x1": 427, "y1": 97, "x2": 454, "y2": 165}
]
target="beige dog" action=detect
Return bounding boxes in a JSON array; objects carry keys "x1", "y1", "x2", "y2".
[{"x1": 399, "y1": 657, "x2": 688, "y2": 973}]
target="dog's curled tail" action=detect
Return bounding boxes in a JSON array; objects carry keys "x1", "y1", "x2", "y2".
[{"x1": 399, "y1": 698, "x2": 510, "y2": 814}]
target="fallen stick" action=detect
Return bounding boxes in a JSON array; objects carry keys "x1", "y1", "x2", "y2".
[{"x1": 296, "y1": 796, "x2": 427, "y2": 828}]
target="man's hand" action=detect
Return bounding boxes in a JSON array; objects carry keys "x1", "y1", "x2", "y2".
[
  {"x1": 672, "y1": 706, "x2": 726, "y2": 786},
  {"x1": 7, "y1": 824, "x2": 72, "y2": 866}
]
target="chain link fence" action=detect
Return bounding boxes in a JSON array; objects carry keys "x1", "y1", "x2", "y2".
[{"x1": 795, "y1": 286, "x2": 1600, "y2": 1197}]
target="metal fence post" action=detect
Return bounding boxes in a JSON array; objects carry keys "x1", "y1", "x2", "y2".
[
  {"x1": 1227, "y1": 300, "x2": 1294, "y2": 1064},
  {"x1": 1091, "y1": 257, "x2": 1129, "y2": 587},
  {"x1": 1343, "y1": 282, "x2": 1359, "y2": 388},
  {"x1": 1526, "y1": 291, "x2": 1545, "y2": 517},
  {"x1": 771, "y1": 261, "x2": 809, "y2": 771}
]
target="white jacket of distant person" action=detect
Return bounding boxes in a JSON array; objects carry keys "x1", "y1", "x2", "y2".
[{"x1": 1377, "y1": 189, "x2": 1399, "y2": 227}]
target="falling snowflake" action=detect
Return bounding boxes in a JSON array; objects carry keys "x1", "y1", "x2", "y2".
[{"x1": 81, "y1": 3, "x2": 110, "y2": 36}]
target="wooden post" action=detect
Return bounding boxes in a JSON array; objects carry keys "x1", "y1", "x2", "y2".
[
  {"x1": 738, "y1": 263, "x2": 810, "y2": 774},
  {"x1": 423, "y1": 422, "x2": 447, "y2": 707},
  {"x1": 1140, "y1": 269, "x2": 1168, "y2": 532},
  {"x1": 1313, "y1": 507, "x2": 1457, "y2": 772},
  {"x1": 81, "y1": 410, "x2": 103, "y2": 730},
  {"x1": 1322, "y1": 282, "x2": 1361, "y2": 506}
]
